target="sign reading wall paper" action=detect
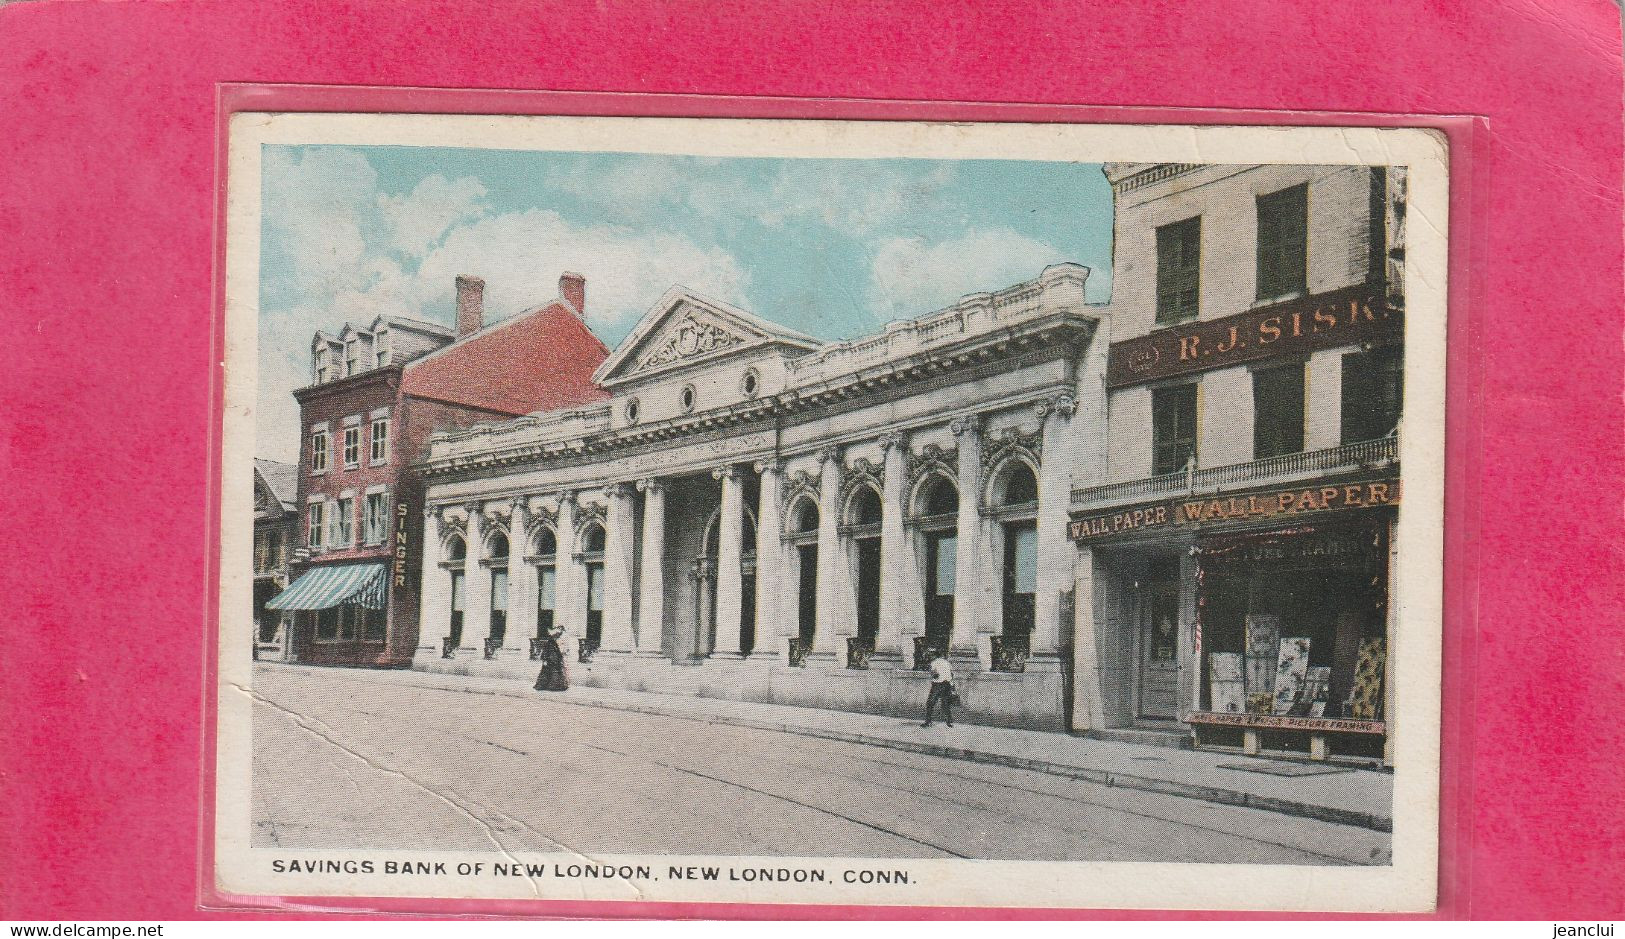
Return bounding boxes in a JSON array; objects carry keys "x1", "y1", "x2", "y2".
[
  {"x1": 1349, "y1": 638, "x2": 1387, "y2": 720},
  {"x1": 1271, "y1": 637, "x2": 1312, "y2": 715}
]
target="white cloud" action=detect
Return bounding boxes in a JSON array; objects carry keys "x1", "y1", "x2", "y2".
[
  {"x1": 400, "y1": 209, "x2": 755, "y2": 334},
  {"x1": 868, "y1": 228, "x2": 1071, "y2": 320},
  {"x1": 262, "y1": 148, "x2": 379, "y2": 298},
  {"x1": 375, "y1": 174, "x2": 489, "y2": 257}
]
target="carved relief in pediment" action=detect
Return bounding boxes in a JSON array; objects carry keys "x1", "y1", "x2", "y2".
[{"x1": 636, "y1": 314, "x2": 746, "y2": 372}]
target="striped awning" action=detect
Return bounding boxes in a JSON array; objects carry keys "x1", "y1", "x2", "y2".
[{"x1": 264, "y1": 562, "x2": 387, "y2": 611}]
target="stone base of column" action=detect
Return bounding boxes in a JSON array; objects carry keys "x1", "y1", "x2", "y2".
[
  {"x1": 867, "y1": 650, "x2": 906, "y2": 669},
  {"x1": 1022, "y1": 651, "x2": 1066, "y2": 673}
]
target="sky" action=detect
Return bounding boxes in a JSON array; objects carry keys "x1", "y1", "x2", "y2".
[{"x1": 257, "y1": 145, "x2": 1115, "y2": 462}]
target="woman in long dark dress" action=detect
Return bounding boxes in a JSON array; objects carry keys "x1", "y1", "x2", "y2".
[{"x1": 533, "y1": 626, "x2": 569, "y2": 691}]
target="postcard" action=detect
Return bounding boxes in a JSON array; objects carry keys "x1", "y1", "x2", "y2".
[{"x1": 216, "y1": 112, "x2": 1447, "y2": 912}]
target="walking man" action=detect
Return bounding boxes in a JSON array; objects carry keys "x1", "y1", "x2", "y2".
[{"x1": 921, "y1": 650, "x2": 955, "y2": 727}]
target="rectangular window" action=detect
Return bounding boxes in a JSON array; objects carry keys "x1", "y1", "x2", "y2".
[
  {"x1": 1009, "y1": 525, "x2": 1038, "y2": 595},
  {"x1": 331, "y1": 497, "x2": 353, "y2": 547},
  {"x1": 343, "y1": 427, "x2": 361, "y2": 468},
  {"x1": 538, "y1": 568, "x2": 556, "y2": 611},
  {"x1": 587, "y1": 566, "x2": 605, "y2": 612},
  {"x1": 1253, "y1": 363, "x2": 1307, "y2": 459},
  {"x1": 315, "y1": 608, "x2": 339, "y2": 641},
  {"x1": 1257, "y1": 183, "x2": 1309, "y2": 301},
  {"x1": 1155, "y1": 216, "x2": 1201, "y2": 323},
  {"x1": 345, "y1": 341, "x2": 359, "y2": 376},
  {"x1": 362, "y1": 606, "x2": 386, "y2": 642},
  {"x1": 255, "y1": 535, "x2": 269, "y2": 571},
  {"x1": 376, "y1": 333, "x2": 391, "y2": 367},
  {"x1": 1152, "y1": 384, "x2": 1200, "y2": 476},
  {"x1": 315, "y1": 351, "x2": 330, "y2": 384},
  {"x1": 537, "y1": 566, "x2": 557, "y2": 634},
  {"x1": 363, "y1": 492, "x2": 387, "y2": 545},
  {"x1": 370, "y1": 417, "x2": 389, "y2": 464},
  {"x1": 306, "y1": 502, "x2": 325, "y2": 549},
  {"x1": 933, "y1": 534, "x2": 957, "y2": 596},
  {"x1": 310, "y1": 431, "x2": 328, "y2": 473},
  {"x1": 491, "y1": 570, "x2": 509, "y2": 612},
  {"x1": 268, "y1": 531, "x2": 282, "y2": 567},
  {"x1": 451, "y1": 572, "x2": 466, "y2": 613},
  {"x1": 1341, "y1": 347, "x2": 1404, "y2": 444}
]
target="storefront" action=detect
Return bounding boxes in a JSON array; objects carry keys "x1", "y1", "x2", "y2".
[
  {"x1": 1071, "y1": 471, "x2": 1398, "y2": 763},
  {"x1": 264, "y1": 561, "x2": 391, "y2": 663}
]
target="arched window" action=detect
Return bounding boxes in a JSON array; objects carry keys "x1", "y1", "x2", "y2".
[
  {"x1": 849, "y1": 487, "x2": 882, "y2": 526},
  {"x1": 920, "y1": 475, "x2": 959, "y2": 517},
  {"x1": 785, "y1": 497, "x2": 820, "y2": 664},
  {"x1": 580, "y1": 522, "x2": 606, "y2": 650},
  {"x1": 486, "y1": 530, "x2": 510, "y2": 650},
  {"x1": 445, "y1": 534, "x2": 468, "y2": 652},
  {"x1": 996, "y1": 460, "x2": 1039, "y2": 507},
  {"x1": 992, "y1": 460, "x2": 1039, "y2": 658},
  {"x1": 911, "y1": 475, "x2": 959, "y2": 667},
  {"x1": 846, "y1": 486, "x2": 883, "y2": 665},
  {"x1": 533, "y1": 526, "x2": 558, "y2": 640},
  {"x1": 793, "y1": 499, "x2": 819, "y2": 534}
]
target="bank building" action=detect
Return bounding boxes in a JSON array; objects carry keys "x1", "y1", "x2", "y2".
[{"x1": 414, "y1": 162, "x2": 1407, "y2": 764}]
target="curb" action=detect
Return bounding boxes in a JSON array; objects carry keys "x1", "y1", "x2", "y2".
[{"x1": 379, "y1": 668, "x2": 1392, "y2": 834}]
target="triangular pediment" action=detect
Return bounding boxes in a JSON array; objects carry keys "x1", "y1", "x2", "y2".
[{"x1": 593, "y1": 288, "x2": 820, "y2": 386}]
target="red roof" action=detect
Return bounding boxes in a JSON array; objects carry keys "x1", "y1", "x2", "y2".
[{"x1": 400, "y1": 300, "x2": 609, "y2": 416}]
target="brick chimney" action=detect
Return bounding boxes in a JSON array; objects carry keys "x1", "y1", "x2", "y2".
[
  {"x1": 455, "y1": 275, "x2": 485, "y2": 337},
  {"x1": 559, "y1": 272, "x2": 586, "y2": 314}
]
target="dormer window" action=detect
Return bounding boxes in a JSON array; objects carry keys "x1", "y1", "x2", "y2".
[
  {"x1": 314, "y1": 349, "x2": 331, "y2": 384},
  {"x1": 344, "y1": 340, "x2": 360, "y2": 376},
  {"x1": 376, "y1": 331, "x2": 391, "y2": 367}
]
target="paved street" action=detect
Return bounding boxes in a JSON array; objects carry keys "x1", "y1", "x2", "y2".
[{"x1": 251, "y1": 665, "x2": 1389, "y2": 865}]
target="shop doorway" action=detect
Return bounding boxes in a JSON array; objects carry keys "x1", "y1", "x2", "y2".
[{"x1": 1138, "y1": 582, "x2": 1180, "y2": 720}]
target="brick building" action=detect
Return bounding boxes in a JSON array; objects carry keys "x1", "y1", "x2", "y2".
[{"x1": 267, "y1": 273, "x2": 608, "y2": 667}]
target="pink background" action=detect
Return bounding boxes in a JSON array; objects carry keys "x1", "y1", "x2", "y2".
[{"x1": 1, "y1": 0, "x2": 1620, "y2": 921}]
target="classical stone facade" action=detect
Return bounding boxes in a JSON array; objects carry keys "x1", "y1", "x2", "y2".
[{"x1": 416, "y1": 264, "x2": 1102, "y2": 730}]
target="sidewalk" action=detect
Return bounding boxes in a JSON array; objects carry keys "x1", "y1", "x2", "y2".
[{"x1": 270, "y1": 663, "x2": 1393, "y2": 833}]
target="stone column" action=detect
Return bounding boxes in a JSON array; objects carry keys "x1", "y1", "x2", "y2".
[
  {"x1": 813, "y1": 447, "x2": 844, "y2": 661},
  {"x1": 878, "y1": 434, "x2": 916, "y2": 665},
  {"x1": 506, "y1": 497, "x2": 534, "y2": 650},
  {"x1": 691, "y1": 557, "x2": 716, "y2": 661},
  {"x1": 1179, "y1": 548, "x2": 1200, "y2": 721},
  {"x1": 635, "y1": 478, "x2": 666, "y2": 657},
  {"x1": 553, "y1": 492, "x2": 579, "y2": 638},
  {"x1": 602, "y1": 483, "x2": 638, "y2": 654},
  {"x1": 1032, "y1": 393, "x2": 1077, "y2": 659},
  {"x1": 712, "y1": 465, "x2": 746, "y2": 657},
  {"x1": 1070, "y1": 547, "x2": 1105, "y2": 731},
  {"x1": 418, "y1": 506, "x2": 448, "y2": 652},
  {"x1": 462, "y1": 503, "x2": 491, "y2": 650},
  {"x1": 950, "y1": 416, "x2": 986, "y2": 661},
  {"x1": 751, "y1": 459, "x2": 786, "y2": 661}
]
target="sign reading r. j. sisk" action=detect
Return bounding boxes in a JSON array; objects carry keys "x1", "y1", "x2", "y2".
[{"x1": 1105, "y1": 282, "x2": 1401, "y2": 388}]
